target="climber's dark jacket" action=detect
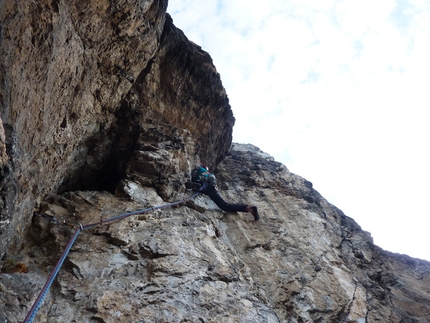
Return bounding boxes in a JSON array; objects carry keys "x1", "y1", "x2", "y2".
[{"x1": 186, "y1": 166, "x2": 250, "y2": 213}]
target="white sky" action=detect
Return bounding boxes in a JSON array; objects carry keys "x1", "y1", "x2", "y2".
[{"x1": 167, "y1": 0, "x2": 430, "y2": 261}]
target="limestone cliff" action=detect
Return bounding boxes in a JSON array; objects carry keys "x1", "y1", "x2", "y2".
[
  {"x1": 0, "y1": 0, "x2": 233, "y2": 260},
  {"x1": 1, "y1": 1, "x2": 430, "y2": 323}
]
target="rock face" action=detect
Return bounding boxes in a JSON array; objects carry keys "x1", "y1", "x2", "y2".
[
  {"x1": 2, "y1": 144, "x2": 430, "y2": 323},
  {"x1": 0, "y1": 0, "x2": 233, "y2": 259},
  {"x1": 1, "y1": 1, "x2": 430, "y2": 323}
]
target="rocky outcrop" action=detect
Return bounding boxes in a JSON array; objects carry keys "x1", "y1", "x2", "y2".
[
  {"x1": 0, "y1": 0, "x2": 233, "y2": 260},
  {"x1": 2, "y1": 144, "x2": 430, "y2": 322},
  {"x1": 1, "y1": 1, "x2": 430, "y2": 323}
]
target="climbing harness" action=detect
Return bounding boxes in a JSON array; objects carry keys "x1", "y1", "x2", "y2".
[{"x1": 23, "y1": 192, "x2": 199, "y2": 323}]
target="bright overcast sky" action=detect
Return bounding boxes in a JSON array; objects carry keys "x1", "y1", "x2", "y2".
[{"x1": 167, "y1": 0, "x2": 430, "y2": 261}]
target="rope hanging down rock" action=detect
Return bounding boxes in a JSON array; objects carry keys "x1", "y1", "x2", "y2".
[{"x1": 23, "y1": 192, "x2": 200, "y2": 323}]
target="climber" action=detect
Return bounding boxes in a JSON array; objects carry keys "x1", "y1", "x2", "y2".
[{"x1": 185, "y1": 165, "x2": 260, "y2": 221}]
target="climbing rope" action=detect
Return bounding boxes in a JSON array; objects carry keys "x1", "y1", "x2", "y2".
[{"x1": 23, "y1": 192, "x2": 199, "y2": 323}]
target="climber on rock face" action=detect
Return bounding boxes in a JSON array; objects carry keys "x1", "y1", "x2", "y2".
[{"x1": 185, "y1": 165, "x2": 260, "y2": 221}]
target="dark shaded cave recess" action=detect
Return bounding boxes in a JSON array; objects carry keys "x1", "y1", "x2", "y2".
[
  {"x1": 56, "y1": 103, "x2": 187, "y2": 196},
  {"x1": 57, "y1": 102, "x2": 142, "y2": 195}
]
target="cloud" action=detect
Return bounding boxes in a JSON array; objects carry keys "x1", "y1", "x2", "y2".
[{"x1": 168, "y1": 0, "x2": 430, "y2": 260}]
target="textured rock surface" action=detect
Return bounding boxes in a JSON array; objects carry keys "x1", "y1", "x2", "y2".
[
  {"x1": 0, "y1": 0, "x2": 233, "y2": 259},
  {"x1": 2, "y1": 144, "x2": 430, "y2": 323},
  {"x1": 1, "y1": 1, "x2": 430, "y2": 323}
]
